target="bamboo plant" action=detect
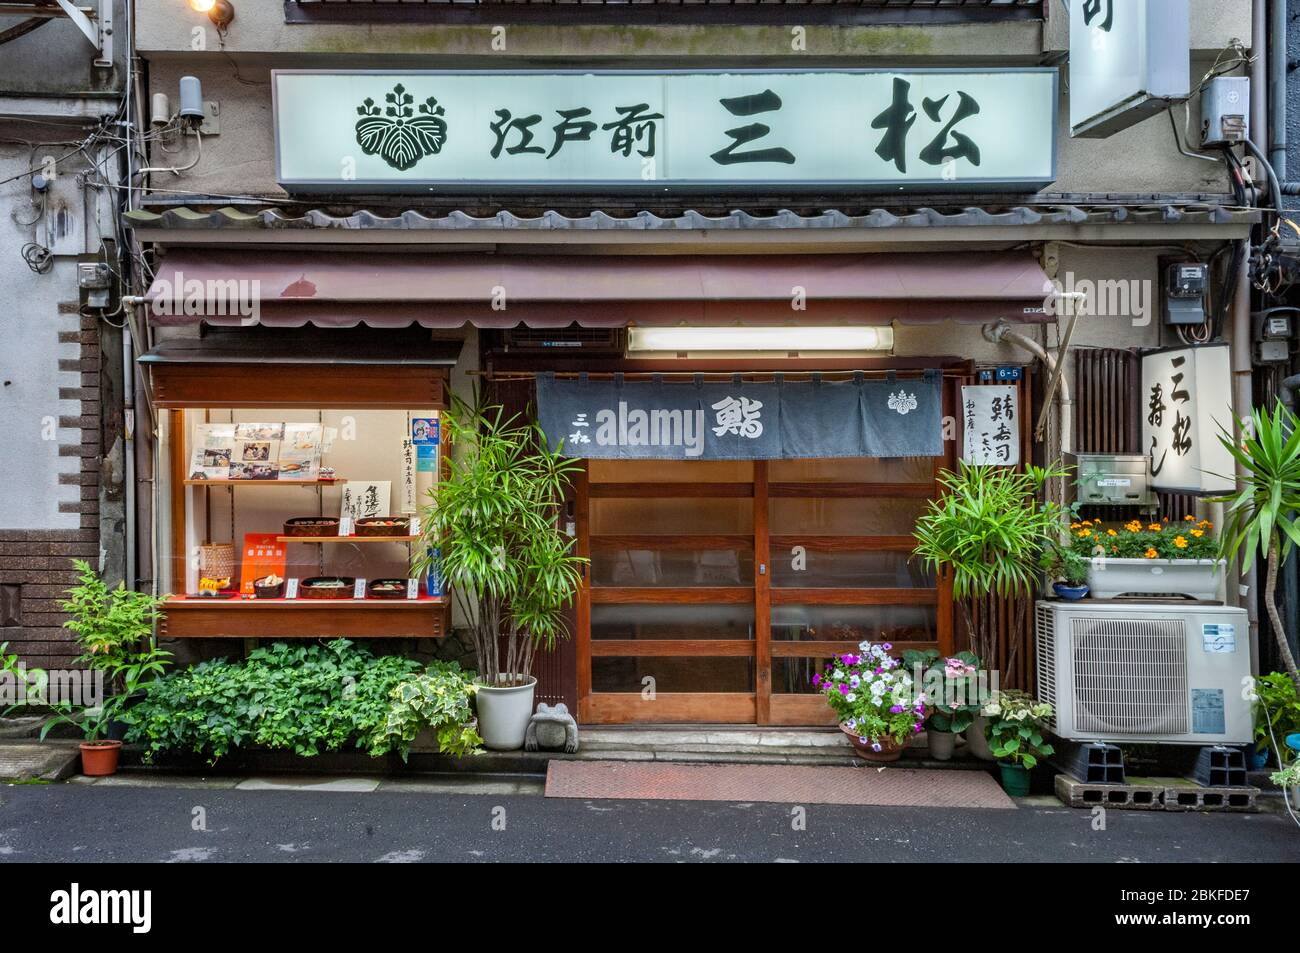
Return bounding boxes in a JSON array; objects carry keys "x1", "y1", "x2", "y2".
[
  {"x1": 413, "y1": 396, "x2": 586, "y2": 687},
  {"x1": 1213, "y1": 401, "x2": 1300, "y2": 694},
  {"x1": 913, "y1": 462, "x2": 1067, "y2": 682}
]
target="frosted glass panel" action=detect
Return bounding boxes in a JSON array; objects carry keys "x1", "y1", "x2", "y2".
[
  {"x1": 592, "y1": 604, "x2": 755, "y2": 641},
  {"x1": 768, "y1": 457, "x2": 933, "y2": 483},
  {"x1": 770, "y1": 498, "x2": 930, "y2": 536}
]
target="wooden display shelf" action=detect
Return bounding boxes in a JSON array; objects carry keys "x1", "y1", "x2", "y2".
[
  {"x1": 184, "y1": 478, "x2": 342, "y2": 487},
  {"x1": 161, "y1": 595, "x2": 448, "y2": 639},
  {"x1": 276, "y1": 535, "x2": 418, "y2": 543}
]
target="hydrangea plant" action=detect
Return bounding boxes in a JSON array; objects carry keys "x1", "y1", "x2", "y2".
[
  {"x1": 814, "y1": 640, "x2": 928, "y2": 750},
  {"x1": 982, "y1": 689, "x2": 1055, "y2": 769}
]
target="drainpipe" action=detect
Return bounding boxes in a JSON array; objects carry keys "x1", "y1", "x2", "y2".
[
  {"x1": 1232, "y1": 244, "x2": 1262, "y2": 673},
  {"x1": 1269, "y1": 0, "x2": 1289, "y2": 180}
]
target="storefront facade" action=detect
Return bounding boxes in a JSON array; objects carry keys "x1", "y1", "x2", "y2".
[{"x1": 125, "y1": 0, "x2": 1260, "y2": 726}]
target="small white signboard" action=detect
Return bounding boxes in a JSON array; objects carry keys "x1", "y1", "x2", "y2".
[{"x1": 961, "y1": 385, "x2": 1020, "y2": 466}]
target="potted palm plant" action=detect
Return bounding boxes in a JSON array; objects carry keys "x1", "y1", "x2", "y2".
[
  {"x1": 913, "y1": 462, "x2": 1067, "y2": 756},
  {"x1": 1212, "y1": 401, "x2": 1300, "y2": 696},
  {"x1": 414, "y1": 398, "x2": 585, "y2": 751}
]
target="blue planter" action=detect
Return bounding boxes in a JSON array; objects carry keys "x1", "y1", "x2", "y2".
[{"x1": 1053, "y1": 582, "x2": 1090, "y2": 601}]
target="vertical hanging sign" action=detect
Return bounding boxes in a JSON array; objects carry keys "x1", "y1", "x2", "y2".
[
  {"x1": 961, "y1": 385, "x2": 1020, "y2": 466},
  {"x1": 1140, "y1": 344, "x2": 1235, "y2": 493}
]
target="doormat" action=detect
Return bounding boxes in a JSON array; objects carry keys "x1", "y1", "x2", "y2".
[{"x1": 545, "y1": 760, "x2": 1015, "y2": 809}]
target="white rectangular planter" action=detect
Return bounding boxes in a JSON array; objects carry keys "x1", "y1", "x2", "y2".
[{"x1": 1087, "y1": 558, "x2": 1225, "y2": 601}]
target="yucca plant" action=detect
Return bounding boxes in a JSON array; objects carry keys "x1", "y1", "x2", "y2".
[
  {"x1": 413, "y1": 396, "x2": 586, "y2": 687},
  {"x1": 913, "y1": 462, "x2": 1068, "y2": 681},
  {"x1": 1213, "y1": 401, "x2": 1300, "y2": 694}
]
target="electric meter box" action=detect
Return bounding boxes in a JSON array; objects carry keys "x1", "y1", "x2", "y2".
[
  {"x1": 1164, "y1": 262, "x2": 1209, "y2": 325},
  {"x1": 1068, "y1": 453, "x2": 1157, "y2": 507}
]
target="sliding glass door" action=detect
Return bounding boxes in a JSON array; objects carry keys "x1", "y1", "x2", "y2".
[{"x1": 576, "y1": 456, "x2": 950, "y2": 725}]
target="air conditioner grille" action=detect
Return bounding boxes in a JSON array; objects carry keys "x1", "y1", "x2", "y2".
[
  {"x1": 1070, "y1": 617, "x2": 1188, "y2": 735},
  {"x1": 1035, "y1": 604, "x2": 1058, "y2": 728}
]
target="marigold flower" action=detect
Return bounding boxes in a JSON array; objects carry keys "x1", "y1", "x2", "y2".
[
  {"x1": 1148, "y1": 523, "x2": 1162, "y2": 532},
  {"x1": 1070, "y1": 522, "x2": 1081, "y2": 529},
  {"x1": 1144, "y1": 547, "x2": 1158, "y2": 559},
  {"x1": 1107, "y1": 529, "x2": 1117, "y2": 537},
  {"x1": 1184, "y1": 515, "x2": 1196, "y2": 522},
  {"x1": 1174, "y1": 536, "x2": 1188, "y2": 549},
  {"x1": 1077, "y1": 529, "x2": 1092, "y2": 538},
  {"x1": 1191, "y1": 529, "x2": 1203, "y2": 538}
]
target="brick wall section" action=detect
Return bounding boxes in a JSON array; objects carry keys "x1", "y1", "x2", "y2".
[{"x1": 0, "y1": 305, "x2": 100, "y2": 671}]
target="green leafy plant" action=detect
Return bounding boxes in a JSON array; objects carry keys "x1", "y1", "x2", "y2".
[
  {"x1": 35, "y1": 561, "x2": 170, "y2": 741},
  {"x1": 913, "y1": 462, "x2": 1068, "y2": 676},
  {"x1": 121, "y1": 640, "x2": 481, "y2": 764},
  {"x1": 413, "y1": 395, "x2": 586, "y2": 686},
  {"x1": 1270, "y1": 760, "x2": 1300, "y2": 792},
  {"x1": 366, "y1": 662, "x2": 482, "y2": 760},
  {"x1": 1250, "y1": 671, "x2": 1300, "y2": 761},
  {"x1": 902, "y1": 648, "x2": 984, "y2": 734},
  {"x1": 1041, "y1": 541, "x2": 1089, "y2": 586},
  {"x1": 982, "y1": 689, "x2": 1055, "y2": 769},
  {"x1": 1212, "y1": 402, "x2": 1300, "y2": 694}
]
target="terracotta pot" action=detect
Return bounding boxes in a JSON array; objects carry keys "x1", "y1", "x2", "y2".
[
  {"x1": 839, "y1": 723, "x2": 907, "y2": 762},
  {"x1": 79, "y1": 740, "x2": 122, "y2": 777}
]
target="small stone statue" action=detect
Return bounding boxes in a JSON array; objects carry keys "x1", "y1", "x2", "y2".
[{"x1": 524, "y1": 702, "x2": 579, "y2": 753}]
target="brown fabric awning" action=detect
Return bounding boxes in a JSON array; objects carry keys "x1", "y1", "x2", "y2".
[{"x1": 143, "y1": 250, "x2": 1055, "y2": 328}]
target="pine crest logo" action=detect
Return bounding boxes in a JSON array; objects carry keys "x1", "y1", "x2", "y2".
[
  {"x1": 354, "y1": 83, "x2": 448, "y2": 172},
  {"x1": 887, "y1": 390, "x2": 919, "y2": 416}
]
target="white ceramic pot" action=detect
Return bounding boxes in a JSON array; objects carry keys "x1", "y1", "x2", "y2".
[
  {"x1": 475, "y1": 676, "x2": 537, "y2": 751},
  {"x1": 965, "y1": 715, "x2": 995, "y2": 761},
  {"x1": 927, "y1": 729, "x2": 956, "y2": 761},
  {"x1": 1087, "y1": 558, "x2": 1225, "y2": 601}
]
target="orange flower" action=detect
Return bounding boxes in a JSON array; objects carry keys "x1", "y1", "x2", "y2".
[
  {"x1": 1125, "y1": 520, "x2": 1142, "y2": 532},
  {"x1": 1148, "y1": 523, "x2": 1162, "y2": 532},
  {"x1": 1144, "y1": 547, "x2": 1158, "y2": 559},
  {"x1": 1184, "y1": 515, "x2": 1196, "y2": 522},
  {"x1": 1107, "y1": 529, "x2": 1118, "y2": 537},
  {"x1": 1070, "y1": 522, "x2": 1081, "y2": 529},
  {"x1": 1191, "y1": 529, "x2": 1203, "y2": 538},
  {"x1": 1077, "y1": 529, "x2": 1093, "y2": 539},
  {"x1": 1174, "y1": 536, "x2": 1188, "y2": 549}
]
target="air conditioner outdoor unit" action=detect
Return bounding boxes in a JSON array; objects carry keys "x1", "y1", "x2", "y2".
[{"x1": 1035, "y1": 601, "x2": 1251, "y2": 745}]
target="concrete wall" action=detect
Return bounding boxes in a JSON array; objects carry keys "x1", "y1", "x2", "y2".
[
  {"x1": 135, "y1": 0, "x2": 1253, "y2": 200},
  {"x1": 0, "y1": 3, "x2": 127, "y2": 666}
]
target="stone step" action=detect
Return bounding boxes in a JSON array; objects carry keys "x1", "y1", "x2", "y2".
[{"x1": 0, "y1": 741, "x2": 81, "y2": 781}]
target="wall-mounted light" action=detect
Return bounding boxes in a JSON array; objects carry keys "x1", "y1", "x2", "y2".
[
  {"x1": 189, "y1": 0, "x2": 235, "y2": 33},
  {"x1": 626, "y1": 326, "x2": 894, "y2": 354}
]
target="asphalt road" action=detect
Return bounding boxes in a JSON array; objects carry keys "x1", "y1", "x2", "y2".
[{"x1": 1, "y1": 782, "x2": 1298, "y2": 863}]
